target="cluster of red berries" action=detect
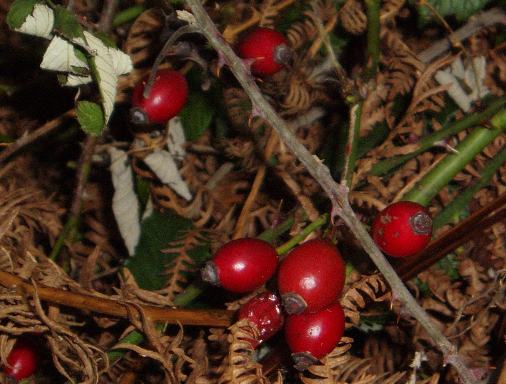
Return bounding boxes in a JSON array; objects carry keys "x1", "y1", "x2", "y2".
[
  {"x1": 129, "y1": 27, "x2": 290, "y2": 126},
  {"x1": 1, "y1": 341, "x2": 37, "y2": 381},
  {"x1": 201, "y1": 238, "x2": 346, "y2": 371}
]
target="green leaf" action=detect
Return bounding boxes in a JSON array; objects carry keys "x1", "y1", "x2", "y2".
[
  {"x1": 76, "y1": 101, "x2": 105, "y2": 135},
  {"x1": 180, "y1": 92, "x2": 215, "y2": 141},
  {"x1": 6, "y1": 0, "x2": 37, "y2": 29},
  {"x1": 53, "y1": 5, "x2": 83, "y2": 39},
  {"x1": 94, "y1": 31, "x2": 117, "y2": 48},
  {"x1": 125, "y1": 211, "x2": 209, "y2": 290},
  {"x1": 411, "y1": 0, "x2": 492, "y2": 23},
  {"x1": 436, "y1": 254, "x2": 460, "y2": 281}
]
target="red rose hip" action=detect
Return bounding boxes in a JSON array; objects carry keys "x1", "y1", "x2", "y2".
[
  {"x1": 237, "y1": 27, "x2": 291, "y2": 75},
  {"x1": 3, "y1": 342, "x2": 37, "y2": 380},
  {"x1": 285, "y1": 302, "x2": 345, "y2": 371},
  {"x1": 201, "y1": 238, "x2": 278, "y2": 293},
  {"x1": 371, "y1": 201, "x2": 432, "y2": 258},
  {"x1": 277, "y1": 239, "x2": 345, "y2": 314},
  {"x1": 130, "y1": 69, "x2": 188, "y2": 125},
  {"x1": 238, "y1": 291, "x2": 284, "y2": 347}
]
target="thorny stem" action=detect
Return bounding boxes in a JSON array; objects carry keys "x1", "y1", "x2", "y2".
[
  {"x1": 341, "y1": 103, "x2": 362, "y2": 188},
  {"x1": 184, "y1": 1, "x2": 479, "y2": 382},
  {"x1": 365, "y1": 0, "x2": 381, "y2": 78}
]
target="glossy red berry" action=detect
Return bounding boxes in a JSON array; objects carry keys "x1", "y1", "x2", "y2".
[
  {"x1": 238, "y1": 291, "x2": 284, "y2": 347},
  {"x1": 237, "y1": 28, "x2": 291, "y2": 75},
  {"x1": 277, "y1": 239, "x2": 345, "y2": 315},
  {"x1": 201, "y1": 238, "x2": 278, "y2": 293},
  {"x1": 3, "y1": 342, "x2": 37, "y2": 380},
  {"x1": 285, "y1": 302, "x2": 345, "y2": 371},
  {"x1": 130, "y1": 69, "x2": 188, "y2": 125},
  {"x1": 371, "y1": 201, "x2": 432, "y2": 258}
]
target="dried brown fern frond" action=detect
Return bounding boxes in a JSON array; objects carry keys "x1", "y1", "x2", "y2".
[
  {"x1": 286, "y1": 0, "x2": 336, "y2": 51},
  {"x1": 339, "y1": 0, "x2": 367, "y2": 35},
  {"x1": 300, "y1": 337, "x2": 353, "y2": 383},
  {"x1": 158, "y1": 229, "x2": 209, "y2": 301},
  {"x1": 218, "y1": 319, "x2": 270, "y2": 384},
  {"x1": 31, "y1": 284, "x2": 108, "y2": 384},
  {"x1": 362, "y1": 336, "x2": 406, "y2": 376},
  {"x1": 341, "y1": 274, "x2": 391, "y2": 327},
  {"x1": 117, "y1": 305, "x2": 194, "y2": 383},
  {"x1": 186, "y1": 331, "x2": 210, "y2": 384}
]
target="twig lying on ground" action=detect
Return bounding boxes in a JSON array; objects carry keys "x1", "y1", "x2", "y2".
[
  {"x1": 0, "y1": 109, "x2": 75, "y2": 164},
  {"x1": 0, "y1": 270, "x2": 234, "y2": 327}
]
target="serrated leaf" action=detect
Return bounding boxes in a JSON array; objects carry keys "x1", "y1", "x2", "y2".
[
  {"x1": 180, "y1": 92, "x2": 214, "y2": 141},
  {"x1": 412, "y1": 0, "x2": 492, "y2": 22},
  {"x1": 6, "y1": 0, "x2": 37, "y2": 29},
  {"x1": 14, "y1": 3, "x2": 53, "y2": 38},
  {"x1": 83, "y1": 31, "x2": 132, "y2": 124},
  {"x1": 124, "y1": 211, "x2": 194, "y2": 290},
  {"x1": 65, "y1": 73, "x2": 93, "y2": 86},
  {"x1": 144, "y1": 150, "x2": 192, "y2": 201},
  {"x1": 76, "y1": 101, "x2": 104, "y2": 135},
  {"x1": 53, "y1": 5, "x2": 83, "y2": 39},
  {"x1": 109, "y1": 147, "x2": 140, "y2": 255},
  {"x1": 40, "y1": 35, "x2": 89, "y2": 73}
]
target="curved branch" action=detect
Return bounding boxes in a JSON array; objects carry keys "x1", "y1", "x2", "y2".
[{"x1": 0, "y1": 270, "x2": 234, "y2": 327}]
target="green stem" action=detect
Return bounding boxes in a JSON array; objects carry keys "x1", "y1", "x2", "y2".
[
  {"x1": 257, "y1": 215, "x2": 295, "y2": 243},
  {"x1": 433, "y1": 142, "x2": 506, "y2": 229},
  {"x1": 371, "y1": 97, "x2": 506, "y2": 176},
  {"x1": 342, "y1": 103, "x2": 363, "y2": 187},
  {"x1": 402, "y1": 111, "x2": 506, "y2": 205},
  {"x1": 275, "y1": 214, "x2": 329, "y2": 255},
  {"x1": 49, "y1": 215, "x2": 79, "y2": 260},
  {"x1": 112, "y1": 5, "x2": 145, "y2": 27},
  {"x1": 365, "y1": 0, "x2": 380, "y2": 78}
]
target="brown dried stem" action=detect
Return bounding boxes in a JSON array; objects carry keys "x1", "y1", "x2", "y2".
[
  {"x1": 0, "y1": 270, "x2": 234, "y2": 327},
  {"x1": 183, "y1": 2, "x2": 479, "y2": 382},
  {"x1": 0, "y1": 109, "x2": 76, "y2": 164},
  {"x1": 418, "y1": 7, "x2": 506, "y2": 64}
]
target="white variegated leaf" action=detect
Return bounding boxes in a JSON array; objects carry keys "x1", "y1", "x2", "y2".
[
  {"x1": 83, "y1": 31, "x2": 116, "y2": 123},
  {"x1": 144, "y1": 150, "x2": 192, "y2": 201},
  {"x1": 40, "y1": 35, "x2": 89, "y2": 73},
  {"x1": 166, "y1": 117, "x2": 186, "y2": 160},
  {"x1": 82, "y1": 31, "x2": 132, "y2": 123},
  {"x1": 109, "y1": 147, "x2": 140, "y2": 256},
  {"x1": 15, "y1": 3, "x2": 54, "y2": 38},
  {"x1": 65, "y1": 73, "x2": 93, "y2": 86},
  {"x1": 108, "y1": 46, "x2": 133, "y2": 76}
]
